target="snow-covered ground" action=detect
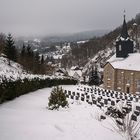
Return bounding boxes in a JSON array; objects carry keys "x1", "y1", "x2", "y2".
[
  {"x1": 0, "y1": 85, "x2": 125, "y2": 140},
  {"x1": 0, "y1": 56, "x2": 71, "y2": 83}
]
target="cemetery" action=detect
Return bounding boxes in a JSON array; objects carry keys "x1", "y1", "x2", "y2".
[{"x1": 63, "y1": 84, "x2": 140, "y2": 122}]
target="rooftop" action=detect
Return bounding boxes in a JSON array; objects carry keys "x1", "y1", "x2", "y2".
[{"x1": 107, "y1": 53, "x2": 140, "y2": 71}]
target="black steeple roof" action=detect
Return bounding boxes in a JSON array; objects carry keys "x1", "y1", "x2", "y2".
[
  {"x1": 121, "y1": 14, "x2": 129, "y2": 39},
  {"x1": 115, "y1": 12, "x2": 134, "y2": 58}
]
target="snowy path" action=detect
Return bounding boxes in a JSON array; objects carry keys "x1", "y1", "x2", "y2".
[{"x1": 0, "y1": 86, "x2": 124, "y2": 140}]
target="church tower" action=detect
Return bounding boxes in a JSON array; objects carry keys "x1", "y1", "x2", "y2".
[{"x1": 116, "y1": 12, "x2": 134, "y2": 58}]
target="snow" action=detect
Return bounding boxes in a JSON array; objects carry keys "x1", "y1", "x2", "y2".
[
  {"x1": 68, "y1": 69, "x2": 82, "y2": 80},
  {"x1": 120, "y1": 37, "x2": 130, "y2": 41},
  {"x1": 77, "y1": 40, "x2": 88, "y2": 44},
  {"x1": 34, "y1": 38, "x2": 41, "y2": 43},
  {"x1": 33, "y1": 49, "x2": 38, "y2": 52},
  {"x1": 82, "y1": 47, "x2": 115, "y2": 76},
  {"x1": 0, "y1": 86, "x2": 125, "y2": 140},
  {"x1": 0, "y1": 56, "x2": 26, "y2": 82},
  {"x1": 133, "y1": 23, "x2": 137, "y2": 26},
  {"x1": 0, "y1": 56, "x2": 72, "y2": 83},
  {"x1": 108, "y1": 53, "x2": 140, "y2": 71},
  {"x1": 53, "y1": 54, "x2": 63, "y2": 60}
]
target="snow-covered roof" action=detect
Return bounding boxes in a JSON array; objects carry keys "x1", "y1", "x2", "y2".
[
  {"x1": 53, "y1": 54, "x2": 63, "y2": 60},
  {"x1": 77, "y1": 40, "x2": 88, "y2": 44},
  {"x1": 68, "y1": 70, "x2": 82, "y2": 78},
  {"x1": 34, "y1": 38, "x2": 40, "y2": 43},
  {"x1": 107, "y1": 53, "x2": 140, "y2": 71}
]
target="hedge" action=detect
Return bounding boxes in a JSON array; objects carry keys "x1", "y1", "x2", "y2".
[{"x1": 0, "y1": 77, "x2": 77, "y2": 104}]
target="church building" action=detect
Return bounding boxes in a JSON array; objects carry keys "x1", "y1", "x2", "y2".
[{"x1": 103, "y1": 14, "x2": 140, "y2": 94}]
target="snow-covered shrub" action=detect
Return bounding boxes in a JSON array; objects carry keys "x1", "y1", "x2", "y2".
[
  {"x1": 105, "y1": 102, "x2": 140, "y2": 140},
  {"x1": 48, "y1": 86, "x2": 68, "y2": 110}
]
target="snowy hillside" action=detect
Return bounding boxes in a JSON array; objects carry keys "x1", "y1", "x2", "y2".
[
  {"x1": 82, "y1": 47, "x2": 115, "y2": 76},
  {"x1": 0, "y1": 56, "x2": 27, "y2": 81},
  {"x1": 0, "y1": 86, "x2": 125, "y2": 140},
  {"x1": 0, "y1": 56, "x2": 71, "y2": 83}
]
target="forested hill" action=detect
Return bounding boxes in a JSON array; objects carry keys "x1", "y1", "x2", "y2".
[{"x1": 68, "y1": 14, "x2": 140, "y2": 67}]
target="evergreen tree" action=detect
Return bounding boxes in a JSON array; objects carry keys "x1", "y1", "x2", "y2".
[
  {"x1": 21, "y1": 44, "x2": 26, "y2": 58},
  {"x1": 33, "y1": 51, "x2": 40, "y2": 73},
  {"x1": 0, "y1": 33, "x2": 6, "y2": 53},
  {"x1": 26, "y1": 44, "x2": 34, "y2": 72},
  {"x1": 48, "y1": 86, "x2": 68, "y2": 110},
  {"x1": 4, "y1": 34, "x2": 17, "y2": 64},
  {"x1": 19, "y1": 44, "x2": 26, "y2": 66},
  {"x1": 40, "y1": 54, "x2": 46, "y2": 74},
  {"x1": 88, "y1": 66, "x2": 100, "y2": 86},
  {"x1": 41, "y1": 55, "x2": 44, "y2": 64},
  {"x1": 135, "y1": 13, "x2": 140, "y2": 25}
]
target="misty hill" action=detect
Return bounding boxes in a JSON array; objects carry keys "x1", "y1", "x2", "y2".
[
  {"x1": 66, "y1": 18, "x2": 140, "y2": 68},
  {"x1": 42, "y1": 29, "x2": 109, "y2": 43}
]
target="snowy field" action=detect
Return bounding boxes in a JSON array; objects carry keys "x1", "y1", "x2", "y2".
[{"x1": 0, "y1": 85, "x2": 125, "y2": 140}]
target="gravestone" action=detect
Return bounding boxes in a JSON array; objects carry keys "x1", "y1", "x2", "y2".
[
  {"x1": 72, "y1": 92, "x2": 75, "y2": 96},
  {"x1": 116, "y1": 99, "x2": 120, "y2": 103},
  {"x1": 68, "y1": 91, "x2": 71, "y2": 95},
  {"x1": 92, "y1": 100, "x2": 96, "y2": 105},
  {"x1": 88, "y1": 102, "x2": 92, "y2": 105},
  {"x1": 111, "y1": 101, "x2": 115, "y2": 106},
  {"x1": 97, "y1": 103, "x2": 101, "y2": 108},
  {"x1": 104, "y1": 99, "x2": 108, "y2": 105},
  {"x1": 131, "y1": 115, "x2": 137, "y2": 121},
  {"x1": 71, "y1": 95, "x2": 74, "y2": 99},
  {"x1": 77, "y1": 93, "x2": 80, "y2": 96},
  {"x1": 81, "y1": 97, "x2": 85, "y2": 101},
  {"x1": 134, "y1": 111, "x2": 140, "y2": 116},
  {"x1": 76, "y1": 96, "x2": 79, "y2": 100},
  {"x1": 136, "y1": 106, "x2": 140, "y2": 112},
  {"x1": 100, "y1": 102, "x2": 104, "y2": 107},
  {"x1": 100, "y1": 115, "x2": 106, "y2": 120}
]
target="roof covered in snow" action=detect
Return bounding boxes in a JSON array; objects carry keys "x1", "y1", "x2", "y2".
[
  {"x1": 68, "y1": 69, "x2": 82, "y2": 79},
  {"x1": 107, "y1": 53, "x2": 140, "y2": 71}
]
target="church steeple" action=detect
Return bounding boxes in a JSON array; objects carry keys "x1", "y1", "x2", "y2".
[
  {"x1": 115, "y1": 12, "x2": 134, "y2": 58},
  {"x1": 121, "y1": 11, "x2": 129, "y2": 39}
]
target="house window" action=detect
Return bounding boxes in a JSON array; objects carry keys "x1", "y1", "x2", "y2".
[
  {"x1": 137, "y1": 80, "x2": 140, "y2": 92},
  {"x1": 119, "y1": 45, "x2": 122, "y2": 51}
]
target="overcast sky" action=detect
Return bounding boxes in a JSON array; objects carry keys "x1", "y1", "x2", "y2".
[{"x1": 0, "y1": 0, "x2": 140, "y2": 36}]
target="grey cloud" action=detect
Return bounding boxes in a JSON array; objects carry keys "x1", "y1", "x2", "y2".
[{"x1": 0, "y1": 0, "x2": 139, "y2": 36}]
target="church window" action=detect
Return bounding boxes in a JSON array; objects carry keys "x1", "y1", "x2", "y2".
[
  {"x1": 136, "y1": 80, "x2": 140, "y2": 92},
  {"x1": 119, "y1": 45, "x2": 122, "y2": 51}
]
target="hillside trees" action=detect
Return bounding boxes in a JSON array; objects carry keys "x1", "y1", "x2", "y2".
[
  {"x1": 33, "y1": 51, "x2": 40, "y2": 73},
  {"x1": 0, "y1": 34, "x2": 46, "y2": 74},
  {"x1": 19, "y1": 44, "x2": 46, "y2": 74},
  {"x1": 135, "y1": 13, "x2": 140, "y2": 25},
  {"x1": 40, "y1": 55, "x2": 46, "y2": 74},
  {"x1": 0, "y1": 33, "x2": 6, "y2": 53},
  {"x1": 3, "y1": 34, "x2": 17, "y2": 65},
  {"x1": 70, "y1": 18, "x2": 135, "y2": 67},
  {"x1": 88, "y1": 66, "x2": 101, "y2": 86}
]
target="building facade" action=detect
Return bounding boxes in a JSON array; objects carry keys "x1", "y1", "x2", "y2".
[
  {"x1": 103, "y1": 14, "x2": 140, "y2": 94},
  {"x1": 104, "y1": 62, "x2": 140, "y2": 94}
]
